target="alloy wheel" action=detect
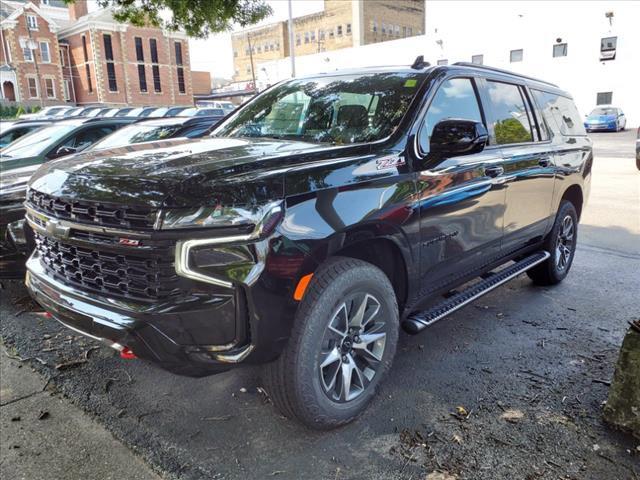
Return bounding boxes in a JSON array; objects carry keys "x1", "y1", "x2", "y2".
[
  {"x1": 318, "y1": 292, "x2": 388, "y2": 403},
  {"x1": 556, "y1": 215, "x2": 575, "y2": 271}
]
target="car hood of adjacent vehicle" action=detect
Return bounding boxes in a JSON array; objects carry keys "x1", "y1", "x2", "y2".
[{"x1": 28, "y1": 136, "x2": 359, "y2": 208}]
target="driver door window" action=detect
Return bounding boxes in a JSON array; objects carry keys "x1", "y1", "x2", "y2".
[
  {"x1": 52, "y1": 126, "x2": 117, "y2": 157},
  {"x1": 419, "y1": 77, "x2": 484, "y2": 155}
]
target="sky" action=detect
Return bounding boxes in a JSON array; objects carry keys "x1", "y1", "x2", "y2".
[{"x1": 189, "y1": 0, "x2": 326, "y2": 82}]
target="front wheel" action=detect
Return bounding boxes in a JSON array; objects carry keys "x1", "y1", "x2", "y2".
[
  {"x1": 527, "y1": 200, "x2": 578, "y2": 285},
  {"x1": 263, "y1": 257, "x2": 399, "y2": 429}
]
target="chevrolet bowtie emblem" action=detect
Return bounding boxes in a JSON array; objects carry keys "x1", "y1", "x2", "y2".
[{"x1": 45, "y1": 218, "x2": 71, "y2": 240}]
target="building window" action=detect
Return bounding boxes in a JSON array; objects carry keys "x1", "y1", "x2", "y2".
[
  {"x1": 510, "y1": 49, "x2": 523, "y2": 62},
  {"x1": 150, "y1": 39, "x2": 161, "y2": 92},
  {"x1": 402, "y1": 26, "x2": 407, "y2": 37},
  {"x1": 60, "y1": 47, "x2": 66, "y2": 66},
  {"x1": 45, "y1": 78, "x2": 55, "y2": 98},
  {"x1": 310, "y1": 30, "x2": 316, "y2": 41},
  {"x1": 85, "y1": 64, "x2": 92, "y2": 93},
  {"x1": 81, "y1": 35, "x2": 89, "y2": 61},
  {"x1": 257, "y1": 45, "x2": 262, "y2": 53},
  {"x1": 63, "y1": 80, "x2": 71, "y2": 101},
  {"x1": 347, "y1": 24, "x2": 352, "y2": 35},
  {"x1": 103, "y1": 34, "x2": 117, "y2": 91},
  {"x1": 304, "y1": 32, "x2": 309, "y2": 44},
  {"x1": 328, "y1": 28, "x2": 334, "y2": 39},
  {"x1": 27, "y1": 77, "x2": 38, "y2": 98},
  {"x1": 39, "y1": 41, "x2": 50, "y2": 63},
  {"x1": 600, "y1": 36, "x2": 617, "y2": 61},
  {"x1": 152, "y1": 66, "x2": 161, "y2": 92},
  {"x1": 27, "y1": 15, "x2": 38, "y2": 30},
  {"x1": 407, "y1": 27, "x2": 412, "y2": 36},
  {"x1": 437, "y1": 59, "x2": 448, "y2": 66},
  {"x1": 296, "y1": 33, "x2": 301, "y2": 46},
  {"x1": 553, "y1": 43, "x2": 567, "y2": 57},
  {"x1": 233, "y1": 50, "x2": 238, "y2": 57},
  {"x1": 135, "y1": 37, "x2": 144, "y2": 62},
  {"x1": 337, "y1": 25, "x2": 343, "y2": 36},
  {"x1": 394, "y1": 25, "x2": 399, "y2": 36},
  {"x1": 175, "y1": 41, "x2": 185, "y2": 94},
  {"x1": 372, "y1": 20, "x2": 377, "y2": 33},
  {"x1": 472, "y1": 54, "x2": 483, "y2": 65},
  {"x1": 381, "y1": 23, "x2": 386, "y2": 34},
  {"x1": 319, "y1": 30, "x2": 325, "y2": 41},
  {"x1": 138, "y1": 65, "x2": 147, "y2": 92},
  {"x1": 22, "y1": 42, "x2": 34, "y2": 62},
  {"x1": 150, "y1": 38, "x2": 159, "y2": 63},
  {"x1": 596, "y1": 91, "x2": 613, "y2": 105}
]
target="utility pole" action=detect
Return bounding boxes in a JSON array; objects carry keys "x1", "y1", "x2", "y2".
[
  {"x1": 288, "y1": 0, "x2": 296, "y2": 77},
  {"x1": 246, "y1": 32, "x2": 257, "y2": 90}
]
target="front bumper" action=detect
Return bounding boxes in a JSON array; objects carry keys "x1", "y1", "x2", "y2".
[
  {"x1": 26, "y1": 253, "x2": 254, "y2": 377},
  {"x1": 584, "y1": 122, "x2": 617, "y2": 131}
]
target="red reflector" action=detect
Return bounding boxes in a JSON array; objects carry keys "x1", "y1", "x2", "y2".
[
  {"x1": 35, "y1": 311, "x2": 53, "y2": 318},
  {"x1": 120, "y1": 347, "x2": 137, "y2": 360}
]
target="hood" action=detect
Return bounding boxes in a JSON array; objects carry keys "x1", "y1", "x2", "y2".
[
  {"x1": 587, "y1": 114, "x2": 616, "y2": 122},
  {"x1": 28, "y1": 136, "x2": 351, "y2": 208}
]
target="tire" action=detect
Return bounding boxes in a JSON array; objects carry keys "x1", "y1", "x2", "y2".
[
  {"x1": 263, "y1": 256, "x2": 399, "y2": 429},
  {"x1": 527, "y1": 200, "x2": 578, "y2": 286}
]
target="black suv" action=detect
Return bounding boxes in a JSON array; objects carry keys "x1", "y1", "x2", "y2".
[{"x1": 24, "y1": 61, "x2": 592, "y2": 429}]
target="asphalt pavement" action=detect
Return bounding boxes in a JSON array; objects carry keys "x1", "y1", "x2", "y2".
[{"x1": 1, "y1": 130, "x2": 638, "y2": 480}]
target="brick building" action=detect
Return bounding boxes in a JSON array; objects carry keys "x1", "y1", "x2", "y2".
[
  {"x1": 1, "y1": 0, "x2": 197, "y2": 106},
  {"x1": 1, "y1": 0, "x2": 68, "y2": 105},
  {"x1": 231, "y1": 0, "x2": 425, "y2": 82}
]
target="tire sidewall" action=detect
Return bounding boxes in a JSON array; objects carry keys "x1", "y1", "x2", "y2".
[
  {"x1": 292, "y1": 261, "x2": 399, "y2": 425},
  {"x1": 548, "y1": 201, "x2": 578, "y2": 282}
]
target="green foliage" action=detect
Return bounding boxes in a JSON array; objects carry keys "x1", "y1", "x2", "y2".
[
  {"x1": 64, "y1": 0, "x2": 272, "y2": 39},
  {"x1": 494, "y1": 117, "x2": 531, "y2": 144},
  {"x1": 0, "y1": 104, "x2": 41, "y2": 119}
]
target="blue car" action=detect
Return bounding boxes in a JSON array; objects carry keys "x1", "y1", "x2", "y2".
[{"x1": 584, "y1": 106, "x2": 627, "y2": 132}]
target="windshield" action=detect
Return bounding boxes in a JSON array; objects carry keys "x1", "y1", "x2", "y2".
[
  {"x1": 0, "y1": 124, "x2": 76, "y2": 159},
  {"x1": 214, "y1": 71, "x2": 425, "y2": 144},
  {"x1": 590, "y1": 107, "x2": 617, "y2": 116},
  {"x1": 89, "y1": 123, "x2": 183, "y2": 150}
]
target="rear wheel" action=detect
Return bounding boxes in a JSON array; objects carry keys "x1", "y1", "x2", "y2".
[
  {"x1": 263, "y1": 257, "x2": 399, "y2": 429},
  {"x1": 527, "y1": 200, "x2": 578, "y2": 285}
]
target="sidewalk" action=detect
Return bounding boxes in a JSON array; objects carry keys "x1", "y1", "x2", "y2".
[{"x1": 0, "y1": 345, "x2": 161, "y2": 480}]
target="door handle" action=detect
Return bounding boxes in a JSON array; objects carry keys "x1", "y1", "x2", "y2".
[
  {"x1": 538, "y1": 157, "x2": 552, "y2": 167},
  {"x1": 485, "y1": 165, "x2": 504, "y2": 177}
]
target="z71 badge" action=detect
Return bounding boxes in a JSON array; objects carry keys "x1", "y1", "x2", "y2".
[{"x1": 376, "y1": 154, "x2": 406, "y2": 170}]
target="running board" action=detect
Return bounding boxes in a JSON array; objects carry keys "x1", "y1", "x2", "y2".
[{"x1": 402, "y1": 251, "x2": 550, "y2": 334}]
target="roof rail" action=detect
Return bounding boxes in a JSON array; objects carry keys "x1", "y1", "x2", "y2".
[{"x1": 451, "y1": 62, "x2": 558, "y2": 87}]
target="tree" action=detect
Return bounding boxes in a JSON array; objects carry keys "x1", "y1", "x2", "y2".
[{"x1": 64, "y1": 0, "x2": 272, "y2": 39}]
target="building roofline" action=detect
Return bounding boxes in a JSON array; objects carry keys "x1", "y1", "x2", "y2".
[{"x1": 1, "y1": 1, "x2": 62, "y2": 32}]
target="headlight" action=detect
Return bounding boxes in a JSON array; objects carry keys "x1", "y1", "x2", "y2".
[{"x1": 160, "y1": 201, "x2": 283, "y2": 238}]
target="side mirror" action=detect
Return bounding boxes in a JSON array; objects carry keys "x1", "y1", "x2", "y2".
[
  {"x1": 430, "y1": 119, "x2": 488, "y2": 156},
  {"x1": 54, "y1": 146, "x2": 77, "y2": 157}
]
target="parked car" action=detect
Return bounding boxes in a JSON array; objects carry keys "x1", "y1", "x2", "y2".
[
  {"x1": 584, "y1": 106, "x2": 626, "y2": 132},
  {"x1": 179, "y1": 107, "x2": 226, "y2": 118},
  {"x1": 19, "y1": 105, "x2": 74, "y2": 120},
  {"x1": 636, "y1": 127, "x2": 639, "y2": 170},
  {"x1": 22, "y1": 61, "x2": 592, "y2": 428},
  {"x1": 114, "y1": 107, "x2": 135, "y2": 117},
  {"x1": 164, "y1": 106, "x2": 189, "y2": 117},
  {"x1": 197, "y1": 100, "x2": 236, "y2": 114},
  {"x1": 0, "y1": 117, "x2": 138, "y2": 277},
  {"x1": 88, "y1": 116, "x2": 220, "y2": 151},
  {"x1": 0, "y1": 120, "x2": 53, "y2": 148}
]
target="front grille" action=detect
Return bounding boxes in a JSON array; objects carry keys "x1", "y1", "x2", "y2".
[
  {"x1": 34, "y1": 232, "x2": 180, "y2": 301},
  {"x1": 27, "y1": 189, "x2": 158, "y2": 230}
]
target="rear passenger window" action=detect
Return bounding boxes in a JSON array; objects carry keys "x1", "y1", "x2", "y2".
[
  {"x1": 419, "y1": 77, "x2": 483, "y2": 154},
  {"x1": 531, "y1": 90, "x2": 587, "y2": 137},
  {"x1": 486, "y1": 81, "x2": 533, "y2": 145}
]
